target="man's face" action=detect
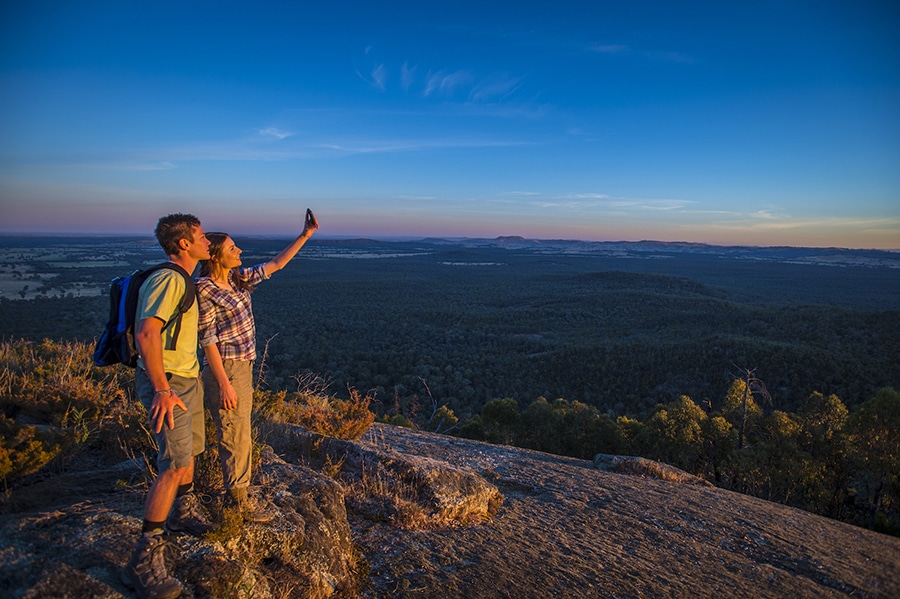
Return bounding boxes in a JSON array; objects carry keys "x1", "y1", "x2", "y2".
[{"x1": 187, "y1": 226, "x2": 211, "y2": 260}]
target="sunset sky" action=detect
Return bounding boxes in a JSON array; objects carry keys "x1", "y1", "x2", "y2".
[{"x1": 1, "y1": 1, "x2": 898, "y2": 248}]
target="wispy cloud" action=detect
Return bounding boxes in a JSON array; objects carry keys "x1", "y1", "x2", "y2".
[
  {"x1": 150, "y1": 143, "x2": 303, "y2": 162},
  {"x1": 587, "y1": 42, "x2": 692, "y2": 64},
  {"x1": 362, "y1": 50, "x2": 525, "y2": 106},
  {"x1": 743, "y1": 216, "x2": 900, "y2": 231},
  {"x1": 401, "y1": 62, "x2": 416, "y2": 91},
  {"x1": 590, "y1": 44, "x2": 628, "y2": 54},
  {"x1": 593, "y1": 198, "x2": 690, "y2": 212},
  {"x1": 503, "y1": 192, "x2": 691, "y2": 212},
  {"x1": 82, "y1": 161, "x2": 178, "y2": 171},
  {"x1": 259, "y1": 127, "x2": 294, "y2": 140},
  {"x1": 355, "y1": 48, "x2": 388, "y2": 91},
  {"x1": 26, "y1": 123, "x2": 536, "y2": 167},
  {"x1": 317, "y1": 136, "x2": 529, "y2": 155},
  {"x1": 371, "y1": 64, "x2": 387, "y2": 91},
  {"x1": 424, "y1": 70, "x2": 474, "y2": 97},
  {"x1": 644, "y1": 50, "x2": 693, "y2": 64},
  {"x1": 470, "y1": 74, "x2": 522, "y2": 102},
  {"x1": 695, "y1": 216, "x2": 900, "y2": 247},
  {"x1": 395, "y1": 195, "x2": 439, "y2": 202}
]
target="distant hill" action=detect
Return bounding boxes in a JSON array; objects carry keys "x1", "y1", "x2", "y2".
[{"x1": 419, "y1": 236, "x2": 900, "y2": 268}]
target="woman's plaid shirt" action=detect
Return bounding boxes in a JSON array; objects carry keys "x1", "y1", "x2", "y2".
[{"x1": 197, "y1": 264, "x2": 269, "y2": 362}]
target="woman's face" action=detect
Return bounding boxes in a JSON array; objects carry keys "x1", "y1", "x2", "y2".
[{"x1": 216, "y1": 236, "x2": 243, "y2": 269}]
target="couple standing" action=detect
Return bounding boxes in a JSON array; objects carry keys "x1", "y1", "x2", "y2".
[{"x1": 122, "y1": 210, "x2": 318, "y2": 599}]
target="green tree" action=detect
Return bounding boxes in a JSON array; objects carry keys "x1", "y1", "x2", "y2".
[
  {"x1": 847, "y1": 387, "x2": 900, "y2": 532},
  {"x1": 797, "y1": 391, "x2": 850, "y2": 517},
  {"x1": 479, "y1": 398, "x2": 521, "y2": 445},
  {"x1": 753, "y1": 410, "x2": 806, "y2": 505},
  {"x1": 616, "y1": 415, "x2": 643, "y2": 455},
  {"x1": 700, "y1": 415, "x2": 734, "y2": 483},
  {"x1": 637, "y1": 395, "x2": 707, "y2": 472},
  {"x1": 517, "y1": 397, "x2": 557, "y2": 453}
]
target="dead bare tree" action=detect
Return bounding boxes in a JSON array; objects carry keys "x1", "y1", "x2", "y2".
[
  {"x1": 418, "y1": 376, "x2": 459, "y2": 434},
  {"x1": 254, "y1": 333, "x2": 278, "y2": 389},
  {"x1": 291, "y1": 371, "x2": 332, "y2": 396},
  {"x1": 730, "y1": 365, "x2": 772, "y2": 449}
]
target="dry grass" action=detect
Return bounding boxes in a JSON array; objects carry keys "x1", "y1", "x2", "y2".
[
  {"x1": 342, "y1": 462, "x2": 429, "y2": 529},
  {"x1": 255, "y1": 387, "x2": 375, "y2": 441},
  {"x1": 0, "y1": 338, "x2": 150, "y2": 489}
]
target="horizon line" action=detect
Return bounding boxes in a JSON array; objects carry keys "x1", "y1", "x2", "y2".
[{"x1": 0, "y1": 230, "x2": 896, "y2": 253}]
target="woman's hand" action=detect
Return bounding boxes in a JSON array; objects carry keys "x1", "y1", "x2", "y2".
[
  {"x1": 305, "y1": 208, "x2": 319, "y2": 233},
  {"x1": 264, "y1": 209, "x2": 319, "y2": 274},
  {"x1": 220, "y1": 380, "x2": 239, "y2": 410}
]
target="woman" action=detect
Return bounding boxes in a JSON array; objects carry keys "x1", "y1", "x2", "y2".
[{"x1": 197, "y1": 209, "x2": 318, "y2": 521}]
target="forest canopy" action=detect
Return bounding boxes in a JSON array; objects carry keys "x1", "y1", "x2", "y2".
[{"x1": 2, "y1": 236, "x2": 898, "y2": 422}]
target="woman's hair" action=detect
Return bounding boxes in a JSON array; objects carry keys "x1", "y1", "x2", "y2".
[{"x1": 198, "y1": 232, "x2": 256, "y2": 293}]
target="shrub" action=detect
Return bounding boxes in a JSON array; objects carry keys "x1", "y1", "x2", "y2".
[
  {"x1": 0, "y1": 338, "x2": 151, "y2": 489},
  {"x1": 255, "y1": 387, "x2": 374, "y2": 440},
  {"x1": 0, "y1": 414, "x2": 63, "y2": 486}
]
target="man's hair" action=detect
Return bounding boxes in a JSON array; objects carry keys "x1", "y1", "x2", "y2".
[{"x1": 155, "y1": 213, "x2": 201, "y2": 256}]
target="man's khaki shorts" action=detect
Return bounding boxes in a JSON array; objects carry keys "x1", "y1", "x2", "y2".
[{"x1": 136, "y1": 368, "x2": 205, "y2": 471}]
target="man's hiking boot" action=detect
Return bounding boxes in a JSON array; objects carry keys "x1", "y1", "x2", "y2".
[
  {"x1": 227, "y1": 487, "x2": 276, "y2": 524},
  {"x1": 166, "y1": 492, "x2": 214, "y2": 536},
  {"x1": 121, "y1": 533, "x2": 182, "y2": 599}
]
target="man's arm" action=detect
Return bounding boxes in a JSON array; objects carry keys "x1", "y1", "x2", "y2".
[{"x1": 136, "y1": 316, "x2": 187, "y2": 433}]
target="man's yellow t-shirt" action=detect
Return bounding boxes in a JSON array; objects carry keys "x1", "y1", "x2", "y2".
[{"x1": 136, "y1": 268, "x2": 199, "y2": 378}]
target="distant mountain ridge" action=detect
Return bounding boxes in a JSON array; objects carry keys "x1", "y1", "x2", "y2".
[
  {"x1": 416, "y1": 236, "x2": 900, "y2": 268},
  {"x1": 2, "y1": 233, "x2": 896, "y2": 266}
]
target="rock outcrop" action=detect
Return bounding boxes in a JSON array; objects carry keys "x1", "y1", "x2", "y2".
[
  {"x1": 593, "y1": 453, "x2": 714, "y2": 486},
  {"x1": 0, "y1": 423, "x2": 503, "y2": 598},
  {"x1": 2, "y1": 423, "x2": 899, "y2": 599},
  {"x1": 263, "y1": 422, "x2": 503, "y2": 528},
  {"x1": 0, "y1": 452, "x2": 363, "y2": 598}
]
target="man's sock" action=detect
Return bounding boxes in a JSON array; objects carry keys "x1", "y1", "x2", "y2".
[{"x1": 141, "y1": 520, "x2": 166, "y2": 536}]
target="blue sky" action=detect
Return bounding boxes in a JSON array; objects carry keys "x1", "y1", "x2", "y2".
[{"x1": 1, "y1": 1, "x2": 898, "y2": 248}]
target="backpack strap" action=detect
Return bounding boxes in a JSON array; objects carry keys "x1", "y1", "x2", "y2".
[{"x1": 147, "y1": 263, "x2": 197, "y2": 351}]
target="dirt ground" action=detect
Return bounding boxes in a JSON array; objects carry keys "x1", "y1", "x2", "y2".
[{"x1": 351, "y1": 424, "x2": 900, "y2": 599}]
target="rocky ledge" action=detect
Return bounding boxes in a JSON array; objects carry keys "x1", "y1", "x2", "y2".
[{"x1": 2, "y1": 422, "x2": 899, "y2": 598}]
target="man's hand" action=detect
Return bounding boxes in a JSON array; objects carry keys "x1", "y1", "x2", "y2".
[{"x1": 149, "y1": 390, "x2": 188, "y2": 433}]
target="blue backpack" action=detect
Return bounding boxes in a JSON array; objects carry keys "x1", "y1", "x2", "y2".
[{"x1": 92, "y1": 263, "x2": 196, "y2": 367}]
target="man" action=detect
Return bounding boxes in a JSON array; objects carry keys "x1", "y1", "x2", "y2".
[{"x1": 121, "y1": 213, "x2": 211, "y2": 599}]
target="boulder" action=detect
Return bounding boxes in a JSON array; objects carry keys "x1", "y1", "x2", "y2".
[{"x1": 265, "y1": 423, "x2": 503, "y2": 528}]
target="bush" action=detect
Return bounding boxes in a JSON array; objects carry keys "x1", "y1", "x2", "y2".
[
  {"x1": 0, "y1": 414, "x2": 63, "y2": 485},
  {"x1": 255, "y1": 387, "x2": 374, "y2": 440},
  {"x1": 0, "y1": 338, "x2": 145, "y2": 489}
]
